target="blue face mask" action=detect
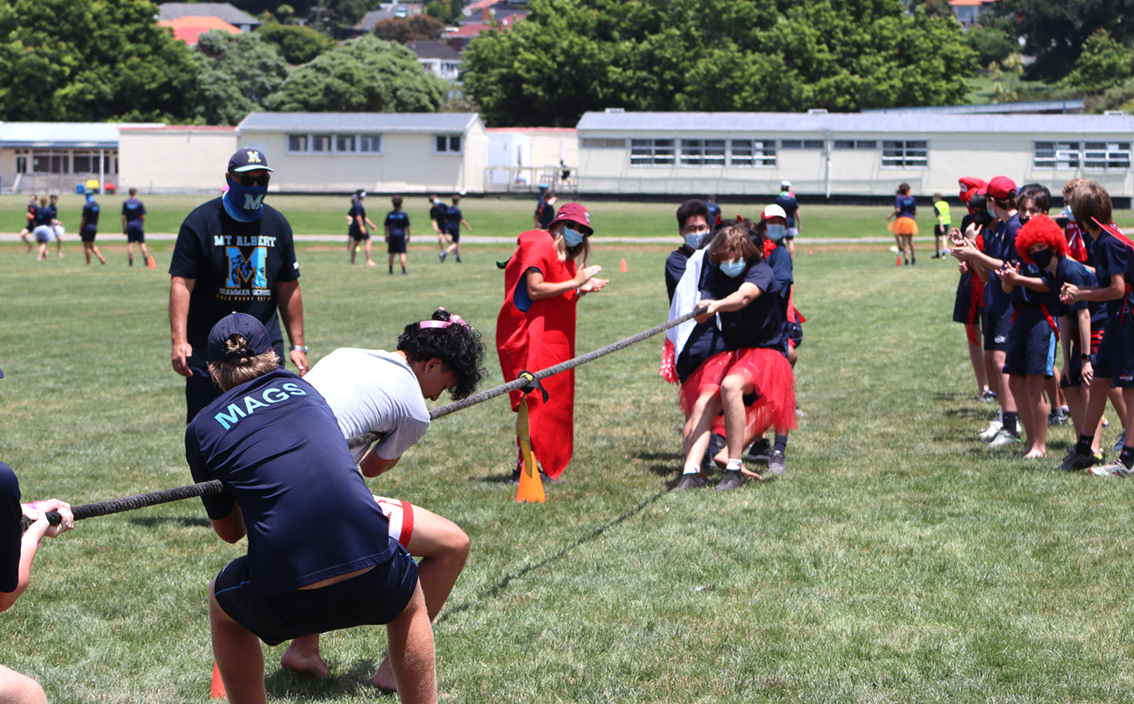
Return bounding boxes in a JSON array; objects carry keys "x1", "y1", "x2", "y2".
[
  {"x1": 719, "y1": 258, "x2": 746, "y2": 278},
  {"x1": 986, "y1": 201, "x2": 996, "y2": 219},
  {"x1": 684, "y1": 232, "x2": 706, "y2": 248},
  {"x1": 1062, "y1": 205, "x2": 1076, "y2": 222},
  {"x1": 563, "y1": 227, "x2": 585, "y2": 247},
  {"x1": 223, "y1": 176, "x2": 268, "y2": 223},
  {"x1": 766, "y1": 224, "x2": 786, "y2": 242}
]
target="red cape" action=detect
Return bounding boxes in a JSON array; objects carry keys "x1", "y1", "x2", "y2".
[{"x1": 496, "y1": 230, "x2": 578, "y2": 479}]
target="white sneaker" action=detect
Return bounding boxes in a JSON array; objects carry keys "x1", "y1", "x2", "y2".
[
  {"x1": 987, "y1": 429, "x2": 1021, "y2": 448},
  {"x1": 1090, "y1": 460, "x2": 1134, "y2": 477},
  {"x1": 979, "y1": 419, "x2": 1003, "y2": 441}
]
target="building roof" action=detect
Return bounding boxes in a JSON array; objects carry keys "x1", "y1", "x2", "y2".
[
  {"x1": 575, "y1": 111, "x2": 1134, "y2": 135},
  {"x1": 0, "y1": 122, "x2": 164, "y2": 148},
  {"x1": 157, "y1": 3, "x2": 260, "y2": 28},
  {"x1": 159, "y1": 17, "x2": 241, "y2": 45},
  {"x1": 864, "y1": 99, "x2": 1084, "y2": 115},
  {"x1": 408, "y1": 40, "x2": 462, "y2": 61},
  {"x1": 238, "y1": 112, "x2": 481, "y2": 133},
  {"x1": 949, "y1": 0, "x2": 995, "y2": 5}
]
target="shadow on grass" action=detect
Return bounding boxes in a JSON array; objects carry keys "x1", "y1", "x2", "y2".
[
  {"x1": 436, "y1": 488, "x2": 668, "y2": 627},
  {"x1": 266, "y1": 658, "x2": 390, "y2": 700},
  {"x1": 944, "y1": 407, "x2": 993, "y2": 420},
  {"x1": 129, "y1": 515, "x2": 211, "y2": 528}
]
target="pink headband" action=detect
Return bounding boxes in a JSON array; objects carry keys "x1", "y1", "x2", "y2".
[{"x1": 418, "y1": 308, "x2": 470, "y2": 330}]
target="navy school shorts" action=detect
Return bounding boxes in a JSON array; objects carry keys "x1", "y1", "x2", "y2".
[
  {"x1": 388, "y1": 234, "x2": 406, "y2": 254},
  {"x1": 1094, "y1": 317, "x2": 1134, "y2": 388},
  {"x1": 126, "y1": 225, "x2": 145, "y2": 243},
  {"x1": 214, "y1": 538, "x2": 419, "y2": 646},
  {"x1": 80, "y1": 224, "x2": 98, "y2": 243},
  {"x1": 983, "y1": 304, "x2": 1012, "y2": 352},
  {"x1": 1061, "y1": 348, "x2": 1096, "y2": 389},
  {"x1": 446, "y1": 229, "x2": 460, "y2": 243},
  {"x1": 1003, "y1": 309, "x2": 1056, "y2": 378}
]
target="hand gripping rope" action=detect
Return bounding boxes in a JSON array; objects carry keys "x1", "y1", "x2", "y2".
[{"x1": 21, "y1": 306, "x2": 708, "y2": 532}]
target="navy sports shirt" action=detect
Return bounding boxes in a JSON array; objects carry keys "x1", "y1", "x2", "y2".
[
  {"x1": 445, "y1": 206, "x2": 462, "y2": 235},
  {"x1": 186, "y1": 370, "x2": 395, "y2": 596},
  {"x1": 1091, "y1": 232, "x2": 1134, "y2": 321},
  {"x1": 665, "y1": 246, "x2": 695, "y2": 303},
  {"x1": 894, "y1": 195, "x2": 917, "y2": 219},
  {"x1": 702, "y1": 260, "x2": 784, "y2": 350},
  {"x1": 535, "y1": 198, "x2": 556, "y2": 229},
  {"x1": 1049, "y1": 257, "x2": 1107, "y2": 331},
  {"x1": 348, "y1": 202, "x2": 366, "y2": 233},
  {"x1": 122, "y1": 198, "x2": 146, "y2": 227},
  {"x1": 774, "y1": 194, "x2": 799, "y2": 228},
  {"x1": 168, "y1": 198, "x2": 300, "y2": 357},
  {"x1": 33, "y1": 206, "x2": 54, "y2": 227},
  {"x1": 984, "y1": 213, "x2": 1022, "y2": 315},
  {"x1": 82, "y1": 201, "x2": 100, "y2": 227},
  {"x1": 0, "y1": 462, "x2": 19, "y2": 594},
  {"x1": 385, "y1": 210, "x2": 410, "y2": 238}
]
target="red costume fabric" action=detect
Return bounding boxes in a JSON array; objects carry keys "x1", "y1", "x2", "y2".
[{"x1": 496, "y1": 230, "x2": 579, "y2": 479}]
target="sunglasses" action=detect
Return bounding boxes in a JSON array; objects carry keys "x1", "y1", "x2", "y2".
[{"x1": 235, "y1": 173, "x2": 270, "y2": 187}]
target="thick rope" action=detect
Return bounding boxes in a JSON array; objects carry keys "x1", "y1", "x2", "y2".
[{"x1": 26, "y1": 306, "x2": 708, "y2": 531}]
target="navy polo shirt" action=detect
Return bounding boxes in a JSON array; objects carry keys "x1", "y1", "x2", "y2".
[
  {"x1": 702, "y1": 260, "x2": 784, "y2": 350},
  {"x1": 774, "y1": 194, "x2": 799, "y2": 228},
  {"x1": 894, "y1": 195, "x2": 916, "y2": 219},
  {"x1": 385, "y1": 210, "x2": 410, "y2": 237},
  {"x1": 82, "y1": 201, "x2": 100, "y2": 226},
  {"x1": 665, "y1": 245, "x2": 695, "y2": 303},
  {"x1": 348, "y1": 202, "x2": 366, "y2": 233},
  {"x1": 1092, "y1": 232, "x2": 1134, "y2": 320},
  {"x1": 1050, "y1": 257, "x2": 1107, "y2": 331},
  {"x1": 984, "y1": 213, "x2": 1022, "y2": 315},
  {"x1": 186, "y1": 370, "x2": 395, "y2": 597},
  {"x1": 122, "y1": 198, "x2": 145, "y2": 227},
  {"x1": 445, "y1": 206, "x2": 462, "y2": 235},
  {"x1": 34, "y1": 206, "x2": 53, "y2": 227}
]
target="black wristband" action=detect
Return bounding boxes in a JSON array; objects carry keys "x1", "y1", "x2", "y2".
[{"x1": 1081, "y1": 352, "x2": 1091, "y2": 361}]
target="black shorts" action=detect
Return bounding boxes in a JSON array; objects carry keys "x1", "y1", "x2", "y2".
[
  {"x1": 80, "y1": 224, "x2": 98, "y2": 243},
  {"x1": 350, "y1": 228, "x2": 370, "y2": 241},
  {"x1": 1061, "y1": 348, "x2": 1096, "y2": 388},
  {"x1": 446, "y1": 229, "x2": 460, "y2": 244},
  {"x1": 1094, "y1": 319, "x2": 1134, "y2": 387},
  {"x1": 214, "y1": 540, "x2": 419, "y2": 646},
  {"x1": 983, "y1": 305, "x2": 1013, "y2": 352},
  {"x1": 1003, "y1": 309, "x2": 1056, "y2": 378},
  {"x1": 934, "y1": 224, "x2": 948, "y2": 237},
  {"x1": 387, "y1": 235, "x2": 406, "y2": 254},
  {"x1": 126, "y1": 225, "x2": 145, "y2": 243},
  {"x1": 952, "y1": 276, "x2": 975, "y2": 324}
]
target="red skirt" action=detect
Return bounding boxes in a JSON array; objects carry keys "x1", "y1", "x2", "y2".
[{"x1": 679, "y1": 349, "x2": 797, "y2": 437}]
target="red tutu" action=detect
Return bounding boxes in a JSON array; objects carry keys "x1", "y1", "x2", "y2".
[{"x1": 680, "y1": 349, "x2": 797, "y2": 437}]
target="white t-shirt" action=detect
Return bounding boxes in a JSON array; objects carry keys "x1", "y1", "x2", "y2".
[{"x1": 304, "y1": 348, "x2": 430, "y2": 464}]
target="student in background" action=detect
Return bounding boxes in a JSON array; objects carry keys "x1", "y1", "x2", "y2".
[
  {"x1": 534, "y1": 189, "x2": 557, "y2": 230},
  {"x1": 429, "y1": 195, "x2": 449, "y2": 256},
  {"x1": 774, "y1": 182, "x2": 802, "y2": 258},
  {"x1": 79, "y1": 192, "x2": 106, "y2": 266},
  {"x1": 887, "y1": 183, "x2": 918, "y2": 266},
  {"x1": 385, "y1": 195, "x2": 411, "y2": 275},
  {"x1": 349, "y1": 190, "x2": 378, "y2": 267},
  {"x1": 440, "y1": 195, "x2": 471, "y2": 263},
  {"x1": 932, "y1": 192, "x2": 951, "y2": 258},
  {"x1": 122, "y1": 188, "x2": 149, "y2": 267}
]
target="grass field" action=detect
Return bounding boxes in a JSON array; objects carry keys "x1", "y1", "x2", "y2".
[
  {"x1": 6, "y1": 193, "x2": 1132, "y2": 244},
  {"x1": 4, "y1": 202, "x2": 1134, "y2": 703}
]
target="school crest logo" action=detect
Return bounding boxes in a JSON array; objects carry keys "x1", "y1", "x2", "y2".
[
  {"x1": 226, "y1": 247, "x2": 267, "y2": 289},
  {"x1": 246, "y1": 151, "x2": 262, "y2": 164},
  {"x1": 243, "y1": 193, "x2": 265, "y2": 211}
]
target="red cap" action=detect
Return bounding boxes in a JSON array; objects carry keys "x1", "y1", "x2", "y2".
[
  {"x1": 549, "y1": 203, "x2": 592, "y2": 235},
  {"x1": 982, "y1": 176, "x2": 1017, "y2": 200},
  {"x1": 958, "y1": 177, "x2": 986, "y2": 203}
]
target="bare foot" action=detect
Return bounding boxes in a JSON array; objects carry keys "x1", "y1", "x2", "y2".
[
  {"x1": 372, "y1": 655, "x2": 397, "y2": 691},
  {"x1": 366, "y1": 261, "x2": 377, "y2": 267},
  {"x1": 1022, "y1": 450, "x2": 1046, "y2": 459},
  {"x1": 740, "y1": 467, "x2": 764, "y2": 480},
  {"x1": 712, "y1": 449, "x2": 728, "y2": 468},
  {"x1": 280, "y1": 645, "x2": 332, "y2": 679}
]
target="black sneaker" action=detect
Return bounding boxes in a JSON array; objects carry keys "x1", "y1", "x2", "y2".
[
  {"x1": 674, "y1": 473, "x2": 706, "y2": 490},
  {"x1": 402, "y1": 268, "x2": 407, "y2": 275},
  {"x1": 745, "y1": 439, "x2": 772, "y2": 463},
  {"x1": 768, "y1": 450, "x2": 786, "y2": 477},
  {"x1": 1060, "y1": 448, "x2": 1104, "y2": 472},
  {"x1": 539, "y1": 471, "x2": 561, "y2": 484},
  {"x1": 715, "y1": 469, "x2": 745, "y2": 492},
  {"x1": 456, "y1": 255, "x2": 462, "y2": 263}
]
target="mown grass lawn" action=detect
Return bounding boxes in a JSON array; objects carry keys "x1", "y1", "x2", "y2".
[{"x1": 3, "y1": 202, "x2": 1134, "y2": 703}]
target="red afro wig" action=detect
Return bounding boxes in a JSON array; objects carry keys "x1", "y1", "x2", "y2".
[{"x1": 1015, "y1": 215, "x2": 1068, "y2": 264}]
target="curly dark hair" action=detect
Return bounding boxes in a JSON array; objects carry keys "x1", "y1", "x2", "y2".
[{"x1": 397, "y1": 308, "x2": 487, "y2": 400}]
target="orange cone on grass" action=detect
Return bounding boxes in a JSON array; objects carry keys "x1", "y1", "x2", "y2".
[
  {"x1": 147, "y1": 255, "x2": 156, "y2": 269},
  {"x1": 896, "y1": 255, "x2": 902, "y2": 267},
  {"x1": 211, "y1": 662, "x2": 226, "y2": 699},
  {"x1": 619, "y1": 258, "x2": 627, "y2": 272}
]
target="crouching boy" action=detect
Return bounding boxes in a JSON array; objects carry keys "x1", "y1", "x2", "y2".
[{"x1": 186, "y1": 313, "x2": 436, "y2": 704}]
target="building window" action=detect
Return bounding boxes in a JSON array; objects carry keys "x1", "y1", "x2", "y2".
[
  {"x1": 680, "y1": 139, "x2": 726, "y2": 167},
  {"x1": 1084, "y1": 141, "x2": 1132, "y2": 170},
  {"x1": 435, "y1": 135, "x2": 462, "y2": 154},
  {"x1": 359, "y1": 135, "x2": 381, "y2": 153},
  {"x1": 581, "y1": 138, "x2": 626, "y2": 149},
  {"x1": 1033, "y1": 141, "x2": 1080, "y2": 169},
  {"x1": 288, "y1": 135, "x2": 308, "y2": 152},
  {"x1": 882, "y1": 140, "x2": 928, "y2": 167},
  {"x1": 781, "y1": 139, "x2": 825, "y2": 150},
  {"x1": 286, "y1": 133, "x2": 383, "y2": 154},
  {"x1": 15, "y1": 155, "x2": 26, "y2": 174},
  {"x1": 311, "y1": 135, "x2": 331, "y2": 153},
  {"x1": 630, "y1": 139, "x2": 675, "y2": 166},
  {"x1": 834, "y1": 140, "x2": 878, "y2": 150},
  {"x1": 730, "y1": 140, "x2": 776, "y2": 167},
  {"x1": 336, "y1": 135, "x2": 355, "y2": 152}
]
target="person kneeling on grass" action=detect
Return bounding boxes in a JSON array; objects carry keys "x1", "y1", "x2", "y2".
[
  {"x1": 1, "y1": 459, "x2": 74, "y2": 704},
  {"x1": 998, "y1": 216, "x2": 1064, "y2": 459},
  {"x1": 279, "y1": 308, "x2": 486, "y2": 691},
  {"x1": 675, "y1": 226, "x2": 796, "y2": 492},
  {"x1": 187, "y1": 313, "x2": 436, "y2": 704}
]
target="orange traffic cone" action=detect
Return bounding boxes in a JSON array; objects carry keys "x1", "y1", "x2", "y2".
[
  {"x1": 515, "y1": 404, "x2": 545, "y2": 503},
  {"x1": 895, "y1": 255, "x2": 902, "y2": 267},
  {"x1": 211, "y1": 662, "x2": 226, "y2": 699},
  {"x1": 619, "y1": 258, "x2": 627, "y2": 272},
  {"x1": 147, "y1": 255, "x2": 156, "y2": 270}
]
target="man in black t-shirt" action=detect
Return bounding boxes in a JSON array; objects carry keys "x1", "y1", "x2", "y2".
[
  {"x1": 168, "y1": 148, "x2": 308, "y2": 423},
  {"x1": 80, "y1": 193, "x2": 106, "y2": 265}
]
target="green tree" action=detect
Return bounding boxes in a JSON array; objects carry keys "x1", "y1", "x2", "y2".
[
  {"x1": 194, "y1": 30, "x2": 291, "y2": 125},
  {"x1": 1061, "y1": 29, "x2": 1134, "y2": 93},
  {"x1": 990, "y1": 53, "x2": 1023, "y2": 103},
  {"x1": 264, "y1": 34, "x2": 448, "y2": 112},
  {"x1": 993, "y1": 0, "x2": 1134, "y2": 82},
  {"x1": 258, "y1": 23, "x2": 336, "y2": 63},
  {"x1": 966, "y1": 24, "x2": 1018, "y2": 69},
  {"x1": 0, "y1": 0, "x2": 201, "y2": 122},
  {"x1": 463, "y1": 0, "x2": 975, "y2": 127},
  {"x1": 373, "y1": 15, "x2": 446, "y2": 43}
]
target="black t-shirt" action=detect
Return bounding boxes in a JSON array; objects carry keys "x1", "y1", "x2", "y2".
[
  {"x1": 348, "y1": 202, "x2": 366, "y2": 233},
  {"x1": 445, "y1": 206, "x2": 462, "y2": 235},
  {"x1": 24, "y1": 203, "x2": 35, "y2": 228},
  {"x1": 774, "y1": 194, "x2": 799, "y2": 228},
  {"x1": 703, "y1": 260, "x2": 784, "y2": 350},
  {"x1": 82, "y1": 201, "x2": 100, "y2": 227},
  {"x1": 385, "y1": 210, "x2": 410, "y2": 238},
  {"x1": 1092, "y1": 232, "x2": 1134, "y2": 320},
  {"x1": 168, "y1": 198, "x2": 300, "y2": 357},
  {"x1": 186, "y1": 370, "x2": 394, "y2": 597},
  {"x1": 429, "y1": 204, "x2": 447, "y2": 228},
  {"x1": 0, "y1": 463, "x2": 19, "y2": 594},
  {"x1": 34, "y1": 206, "x2": 54, "y2": 227}
]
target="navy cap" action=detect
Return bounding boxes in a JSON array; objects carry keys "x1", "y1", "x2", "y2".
[
  {"x1": 0, "y1": 367, "x2": 4, "y2": 379},
  {"x1": 228, "y1": 148, "x2": 274, "y2": 174},
  {"x1": 207, "y1": 313, "x2": 272, "y2": 362}
]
